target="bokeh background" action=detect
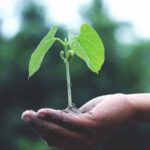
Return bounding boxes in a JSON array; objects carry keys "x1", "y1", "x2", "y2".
[{"x1": 0, "y1": 0, "x2": 150, "y2": 150}]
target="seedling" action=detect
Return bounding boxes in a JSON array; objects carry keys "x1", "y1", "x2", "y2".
[{"x1": 28, "y1": 23, "x2": 105, "y2": 112}]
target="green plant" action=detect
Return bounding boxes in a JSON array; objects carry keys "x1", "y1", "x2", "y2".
[{"x1": 28, "y1": 23, "x2": 105, "y2": 111}]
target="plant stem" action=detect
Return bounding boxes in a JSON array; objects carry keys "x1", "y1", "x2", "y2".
[
  {"x1": 65, "y1": 60, "x2": 72, "y2": 108},
  {"x1": 56, "y1": 37, "x2": 73, "y2": 108},
  {"x1": 64, "y1": 42, "x2": 73, "y2": 108},
  {"x1": 55, "y1": 38, "x2": 64, "y2": 46}
]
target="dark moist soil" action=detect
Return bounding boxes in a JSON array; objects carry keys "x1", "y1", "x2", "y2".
[{"x1": 63, "y1": 103, "x2": 82, "y2": 114}]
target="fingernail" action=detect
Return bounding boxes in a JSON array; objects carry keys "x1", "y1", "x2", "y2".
[
  {"x1": 21, "y1": 111, "x2": 31, "y2": 122},
  {"x1": 22, "y1": 115, "x2": 31, "y2": 122}
]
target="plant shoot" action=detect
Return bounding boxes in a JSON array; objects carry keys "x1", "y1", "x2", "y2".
[{"x1": 28, "y1": 23, "x2": 105, "y2": 111}]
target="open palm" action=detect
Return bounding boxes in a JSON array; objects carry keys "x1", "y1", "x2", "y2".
[{"x1": 22, "y1": 93, "x2": 150, "y2": 150}]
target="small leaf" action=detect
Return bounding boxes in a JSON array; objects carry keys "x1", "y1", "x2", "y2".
[
  {"x1": 29, "y1": 25, "x2": 58, "y2": 78},
  {"x1": 69, "y1": 23, "x2": 105, "y2": 74}
]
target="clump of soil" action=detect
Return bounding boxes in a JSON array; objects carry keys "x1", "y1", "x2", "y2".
[{"x1": 63, "y1": 103, "x2": 82, "y2": 114}]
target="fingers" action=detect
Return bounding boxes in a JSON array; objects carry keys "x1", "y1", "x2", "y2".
[
  {"x1": 79, "y1": 95, "x2": 109, "y2": 112},
  {"x1": 22, "y1": 110, "x2": 49, "y2": 137},
  {"x1": 22, "y1": 110, "x2": 88, "y2": 149},
  {"x1": 37, "y1": 121, "x2": 93, "y2": 150},
  {"x1": 21, "y1": 110, "x2": 40, "y2": 128},
  {"x1": 37, "y1": 108, "x2": 96, "y2": 132},
  {"x1": 21, "y1": 110, "x2": 50, "y2": 139}
]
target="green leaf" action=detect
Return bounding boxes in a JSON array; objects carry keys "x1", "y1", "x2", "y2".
[
  {"x1": 69, "y1": 23, "x2": 105, "y2": 74},
  {"x1": 29, "y1": 25, "x2": 58, "y2": 78}
]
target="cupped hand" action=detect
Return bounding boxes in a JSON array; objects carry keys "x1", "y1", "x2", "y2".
[{"x1": 22, "y1": 93, "x2": 150, "y2": 150}]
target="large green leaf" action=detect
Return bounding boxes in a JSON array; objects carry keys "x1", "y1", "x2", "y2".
[
  {"x1": 29, "y1": 25, "x2": 58, "y2": 78},
  {"x1": 69, "y1": 23, "x2": 105, "y2": 74}
]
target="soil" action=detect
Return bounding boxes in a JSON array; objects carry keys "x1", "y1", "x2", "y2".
[{"x1": 63, "y1": 103, "x2": 82, "y2": 114}]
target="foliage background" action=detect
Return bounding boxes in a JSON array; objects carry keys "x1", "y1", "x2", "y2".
[{"x1": 0, "y1": 0, "x2": 150, "y2": 150}]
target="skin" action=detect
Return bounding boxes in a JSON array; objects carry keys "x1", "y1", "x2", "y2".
[{"x1": 22, "y1": 93, "x2": 150, "y2": 150}]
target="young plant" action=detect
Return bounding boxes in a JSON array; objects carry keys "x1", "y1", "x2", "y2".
[{"x1": 28, "y1": 23, "x2": 105, "y2": 112}]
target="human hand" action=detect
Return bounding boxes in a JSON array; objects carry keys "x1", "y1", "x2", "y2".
[{"x1": 22, "y1": 93, "x2": 150, "y2": 150}]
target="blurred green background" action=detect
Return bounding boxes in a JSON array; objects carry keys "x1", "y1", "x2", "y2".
[{"x1": 0, "y1": 0, "x2": 150, "y2": 150}]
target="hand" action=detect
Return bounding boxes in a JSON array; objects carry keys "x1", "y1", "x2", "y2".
[{"x1": 22, "y1": 93, "x2": 150, "y2": 150}]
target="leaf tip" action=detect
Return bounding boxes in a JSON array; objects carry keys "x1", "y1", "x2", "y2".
[
  {"x1": 94, "y1": 70, "x2": 99, "y2": 75},
  {"x1": 28, "y1": 71, "x2": 34, "y2": 79},
  {"x1": 28, "y1": 74, "x2": 31, "y2": 80},
  {"x1": 96, "y1": 71, "x2": 99, "y2": 75}
]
